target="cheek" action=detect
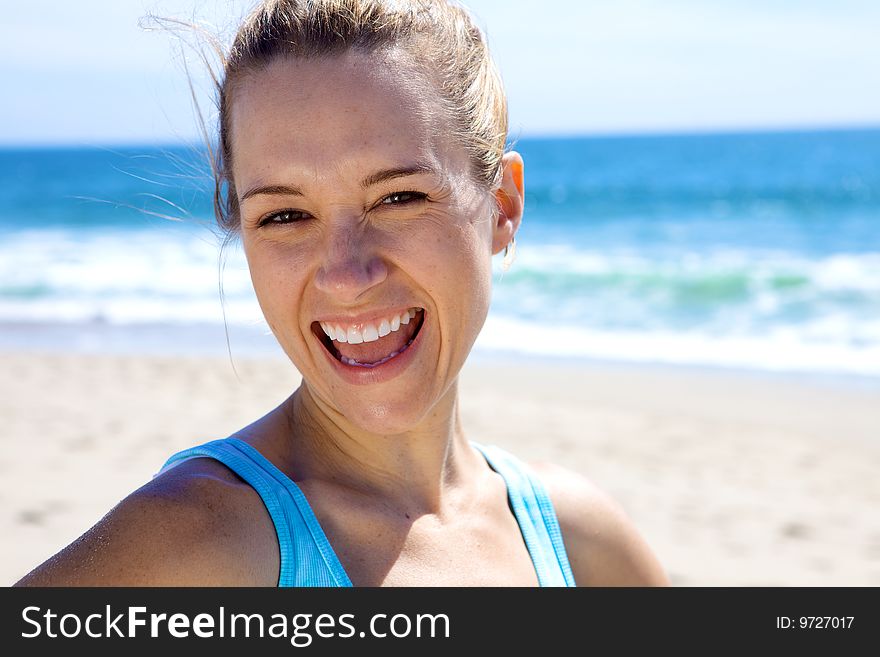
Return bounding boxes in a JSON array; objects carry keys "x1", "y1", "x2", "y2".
[
  {"x1": 244, "y1": 238, "x2": 310, "y2": 317},
  {"x1": 411, "y1": 215, "x2": 493, "y2": 316}
]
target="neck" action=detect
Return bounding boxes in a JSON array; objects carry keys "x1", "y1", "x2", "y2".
[{"x1": 280, "y1": 378, "x2": 481, "y2": 517}]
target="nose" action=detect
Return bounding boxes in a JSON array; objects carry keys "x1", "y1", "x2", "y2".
[{"x1": 313, "y1": 221, "x2": 388, "y2": 302}]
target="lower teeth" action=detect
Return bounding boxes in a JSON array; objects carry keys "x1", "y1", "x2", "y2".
[{"x1": 339, "y1": 337, "x2": 415, "y2": 368}]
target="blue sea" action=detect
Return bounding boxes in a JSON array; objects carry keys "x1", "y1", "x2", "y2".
[{"x1": 2, "y1": 129, "x2": 879, "y2": 377}]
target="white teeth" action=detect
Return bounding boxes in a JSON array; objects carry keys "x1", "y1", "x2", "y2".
[
  {"x1": 362, "y1": 324, "x2": 379, "y2": 342},
  {"x1": 321, "y1": 308, "x2": 421, "y2": 343}
]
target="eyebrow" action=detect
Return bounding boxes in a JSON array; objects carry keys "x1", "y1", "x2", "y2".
[
  {"x1": 360, "y1": 163, "x2": 438, "y2": 188},
  {"x1": 239, "y1": 163, "x2": 437, "y2": 203},
  {"x1": 240, "y1": 183, "x2": 304, "y2": 202}
]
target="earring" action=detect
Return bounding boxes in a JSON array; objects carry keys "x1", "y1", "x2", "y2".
[{"x1": 502, "y1": 237, "x2": 516, "y2": 271}]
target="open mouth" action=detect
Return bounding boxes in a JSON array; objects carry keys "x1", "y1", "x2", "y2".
[{"x1": 312, "y1": 307, "x2": 425, "y2": 369}]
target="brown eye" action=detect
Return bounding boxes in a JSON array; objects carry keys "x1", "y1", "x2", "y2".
[
  {"x1": 380, "y1": 191, "x2": 427, "y2": 205},
  {"x1": 259, "y1": 209, "x2": 310, "y2": 226}
]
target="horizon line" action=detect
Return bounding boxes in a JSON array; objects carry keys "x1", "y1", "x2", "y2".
[{"x1": 2, "y1": 122, "x2": 879, "y2": 150}]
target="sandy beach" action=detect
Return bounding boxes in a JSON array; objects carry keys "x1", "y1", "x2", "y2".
[{"x1": 2, "y1": 349, "x2": 878, "y2": 586}]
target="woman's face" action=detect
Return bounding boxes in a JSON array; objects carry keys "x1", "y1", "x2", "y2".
[{"x1": 230, "y1": 50, "x2": 512, "y2": 434}]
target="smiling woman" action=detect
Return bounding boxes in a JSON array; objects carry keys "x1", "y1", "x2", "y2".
[{"x1": 15, "y1": 0, "x2": 668, "y2": 587}]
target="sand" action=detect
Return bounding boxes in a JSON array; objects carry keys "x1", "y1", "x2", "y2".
[{"x1": 2, "y1": 350, "x2": 878, "y2": 586}]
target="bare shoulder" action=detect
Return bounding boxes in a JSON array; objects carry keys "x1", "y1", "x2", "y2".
[
  {"x1": 15, "y1": 458, "x2": 279, "y2": 587},
  {"x1": 530, "y1": 461, "x2": 670, "y2": 586}
]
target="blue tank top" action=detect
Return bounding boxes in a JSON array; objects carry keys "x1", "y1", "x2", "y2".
[{"x1": 157, "y1": 437, "x2": 576, "y2": 587}]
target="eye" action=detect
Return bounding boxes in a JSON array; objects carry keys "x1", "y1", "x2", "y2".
[
  {"x1": 379, "y1": 191, "x2": 427, "y2": 206},
  {"x1": 258, "y1": 209, "x2": 310, "y2": 227}
]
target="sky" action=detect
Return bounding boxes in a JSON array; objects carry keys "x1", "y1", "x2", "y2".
[{"x1": 2, "y1": 0, "x2": 879, "y2": 145}]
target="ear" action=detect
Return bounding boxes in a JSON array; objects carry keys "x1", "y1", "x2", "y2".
[{"x1": 491, "y1": 151, "x2": 524, "y2": 255}]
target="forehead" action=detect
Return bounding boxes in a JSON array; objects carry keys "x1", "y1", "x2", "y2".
[{"x1": 229, "y1": 50, "x2": 462, "y2": 190}]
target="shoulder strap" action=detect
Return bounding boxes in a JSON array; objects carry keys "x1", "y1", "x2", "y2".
[
  {"x1": 157, "y1": 438, "x2": 352, "y2": 587},
  {"x1": 472, "y1": 443, "x2": 576, "y2": 587}
]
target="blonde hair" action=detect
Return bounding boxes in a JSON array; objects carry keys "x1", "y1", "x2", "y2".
[{"x1": 212, "y1": 0, "x2": 509, "y2": 233}]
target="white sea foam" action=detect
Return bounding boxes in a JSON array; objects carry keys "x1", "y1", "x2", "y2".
[
  {"x1": 498, "y1": 244, "x2": 880, "y2": 290},
  {"x1": 475, "y1": 315, "x2": 880, "y2": 377},
  {"x1": 3, "y1": 228, "x2": 879, "y2": 376}
]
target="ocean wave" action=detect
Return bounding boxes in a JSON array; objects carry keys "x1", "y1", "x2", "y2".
[
  {"x1": 475, "y1": 315, "x2": 880, "y2": 377},
  {"x1": 502, "y1": 243, "x2": 880, "y2": 289},
  {"x1": 492, "y1": 247, "x2": 880, "y2": 331},
  {"x1": 3, "y1": 227, "x2": 879, "y2": 376}
]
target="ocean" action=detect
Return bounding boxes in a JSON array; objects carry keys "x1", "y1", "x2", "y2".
[{"x1": 2, "y1": 129, "x2": 879, "y2": 377}]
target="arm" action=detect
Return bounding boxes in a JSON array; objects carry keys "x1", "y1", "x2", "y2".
[
  {"x1": 531, "y1": 462, "x2": 670, "y2": 586},
  {"x1": 14, "y1": 459, "x2": 278, "y2": 587}
]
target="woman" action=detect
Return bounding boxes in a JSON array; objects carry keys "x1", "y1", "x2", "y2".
[{"x1": 17, "y1": 0, "x2": 668, "y2": 587}]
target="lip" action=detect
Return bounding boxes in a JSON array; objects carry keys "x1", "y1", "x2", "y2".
[{"x1": 315, "y1": 309, "x2": 427, "y2": 385}]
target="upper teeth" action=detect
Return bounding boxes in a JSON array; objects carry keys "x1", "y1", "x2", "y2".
[{"x1": 320, "y1": 308, "x2": 418, "y2": 344}]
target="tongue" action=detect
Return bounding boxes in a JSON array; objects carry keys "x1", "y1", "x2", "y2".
[{"x1": 336, "y1": 316, "x2": 419, "y2": 364}]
